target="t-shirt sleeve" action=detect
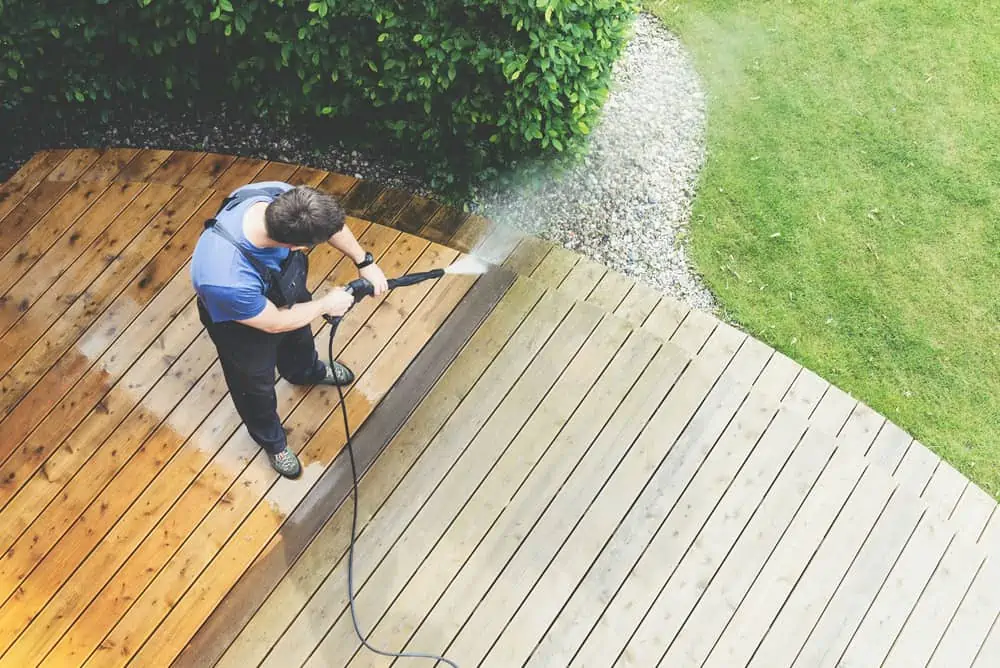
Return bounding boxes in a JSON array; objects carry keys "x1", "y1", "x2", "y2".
[{"x1": 198, "y1": 282, "x2": 268, "y2": 322}]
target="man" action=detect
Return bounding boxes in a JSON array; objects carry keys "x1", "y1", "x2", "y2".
[{"x1": 190, "y1": 181, "x2": 387, "y2": 479}]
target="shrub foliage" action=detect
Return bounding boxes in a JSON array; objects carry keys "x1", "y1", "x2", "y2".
[{"x1": 0, "y1": 0, "x2": 636, "y2": 183}]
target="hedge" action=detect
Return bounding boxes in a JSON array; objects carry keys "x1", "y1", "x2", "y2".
[{"x1": 0, "y1": 0, "x2": 637, "y2": 186}]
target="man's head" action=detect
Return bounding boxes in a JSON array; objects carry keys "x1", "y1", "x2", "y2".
[{"x1": 264, "y1": 186, "x2": 345, "y2": 248}]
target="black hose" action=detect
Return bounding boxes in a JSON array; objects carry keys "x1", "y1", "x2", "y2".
[{"x1": 327, "y1": 317, "x2": 460, "y2": 668}]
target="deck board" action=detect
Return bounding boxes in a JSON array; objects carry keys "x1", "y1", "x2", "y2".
[
  {"x1": 1, "y1": 149, "x2": 997, "y2": 668},
  {"x1": 837, "y1": 513, "x2": 953, "y2": 667}
]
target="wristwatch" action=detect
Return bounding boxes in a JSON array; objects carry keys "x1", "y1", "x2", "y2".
[{"x1": 355, "y1": 251, "x2": 374, "y2": 269}]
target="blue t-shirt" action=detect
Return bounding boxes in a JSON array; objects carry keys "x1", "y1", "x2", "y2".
[{"x1": 191, "y1": 182, "x2": 294, "y2": 322}]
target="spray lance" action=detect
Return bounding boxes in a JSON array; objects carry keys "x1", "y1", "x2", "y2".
[
  {"x1": 320, "y1": 257, "x2": 486, "y2": 668},
  {"x1": 321, "y1": 267, "x2": 446, "y2": 327}
]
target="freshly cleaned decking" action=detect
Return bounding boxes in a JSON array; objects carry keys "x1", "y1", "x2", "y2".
[{"x1": 0, "y1": 149, "x2": 998, "y2": 667}]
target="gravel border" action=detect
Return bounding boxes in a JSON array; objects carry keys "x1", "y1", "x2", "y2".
[
  {"x1": 1, "y1": 11, "x2": 713, "y2": 312},
  {"x1": 470, "y1": 12, "x2": 715, "y2": 312}
]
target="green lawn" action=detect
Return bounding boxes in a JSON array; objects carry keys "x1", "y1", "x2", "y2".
[{"x1": 645, "y1": 1, "x2": 1000, "y2": 495}]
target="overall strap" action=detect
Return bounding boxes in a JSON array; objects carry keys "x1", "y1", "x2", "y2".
[
  {"x1": 202, "y1": 185, "x2": 289, "y2": 284},
  {"x1": 207, "y1": 223, "x2": 276, "y2": 287}
]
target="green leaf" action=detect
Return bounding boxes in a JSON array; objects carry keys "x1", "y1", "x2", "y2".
[
  {"x1": 74, "y1": 90, "x2": 84, "y2": 102},
  {"x1": 378, "y1": 33, "x2": 388, "y2": 43},
  {"x1": 219, "y1": 0, "x2": 233, "y2": 11},
  {"x1": 413, "y1": 34, "x2": 423, "y2": 42},
  {"x1": 186, "y1": 27, "x2": 197, "y2": 44}
]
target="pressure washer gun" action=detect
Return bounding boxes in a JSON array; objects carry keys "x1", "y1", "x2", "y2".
[{"x1": 322, "y1": 268, "x2": 446, "y2": 326}]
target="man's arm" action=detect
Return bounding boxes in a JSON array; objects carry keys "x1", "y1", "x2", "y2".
[
  {"x1": 328, "y1": 226, "x2": 389, "y2": 294},
  {"x1": 237, "y1": 290, "x2": 354, "y2": 334}
]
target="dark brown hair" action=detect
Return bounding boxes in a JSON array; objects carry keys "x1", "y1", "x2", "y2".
[{"x1": 264, "y1": 186, "x2": 345, "y2": 246}]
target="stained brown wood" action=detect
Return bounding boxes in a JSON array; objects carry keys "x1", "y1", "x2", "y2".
[
  {"x1": 5, "y1": 149, "x2": 70, "y2": 186},
  {"x1": 0, "y1": 191, "x2": 225, "y2": 478},
  {"x1": 316, "y1": 172, "x2": 357, "y2": 197},
  {"x1": 0, "y1": 185, "x2": 176, "y2": 392},
  {"x1": 1, "y1": 185, "x2": 106, "y2": 291},
  {"x1": 253, "y1": 161, "x2": 300, "y2": 183},
  {"x1": 38, "y1": 228, "x2": 417, "y2": 664},
  {"x1": 364, "y1": 187, "x2": 415, "y2": 227},
  {"x1": 338, "y1": 178, "x2": 385, "y2": 217},
  {"x1": 419, "y1": 202, "x2": 468, "y2": 244},
  {"x1": 0, "y1": 183, "x2": 146, "y2": 358},
  {"x1": 78, "y1": 148, "x2": 141, "y2": 182},
  {"x1": 147, "y1": 151, "x2": 207, "y2": 185},
  {"x1": 112, "y1": 148, "x2": 173, "y2": 182},
  {"x1": 447, "y1": 212, "x2": 494, "y2": 253},
  {"x1": 0, "y1": 180, "x2": 79, "y2": 259},
  {"x1": 46, "y1": 149, "x2": 103, "y2": 182},
  {"x1": 0, "y1": 152, "x2": 221, "y2": 415},
  {"x1": 181, "y1": 153, "x2": 238, "y2": 189},
  {"x1": 209, "y1": 157, "x2": 268, "y2": 193},
  {"x1": 0, "y1": 152, "x2": 69, "y2": 227},
  {"x1": 285, "y1": 165, "x2": 329, "y2": 187}
]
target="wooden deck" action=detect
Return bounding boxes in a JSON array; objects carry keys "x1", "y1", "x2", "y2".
[{"x1": 1, "y1": 149, "x2": 998, "y2": 667}]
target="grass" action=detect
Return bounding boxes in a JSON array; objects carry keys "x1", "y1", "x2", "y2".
[{"x1": 644, "y1": 0, "x2": 1000, "y2": 496}]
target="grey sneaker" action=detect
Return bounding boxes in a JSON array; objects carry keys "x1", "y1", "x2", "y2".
[
  {"x1": 269, "y1": 447, "x2": 302, "y2": 479},
  {"x1": 315, "y1": 360, "x2": 354, "y2": 386}
]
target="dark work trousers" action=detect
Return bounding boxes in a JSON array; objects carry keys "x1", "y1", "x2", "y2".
[{"x1": 198, "y1": 299, "x2": 326, "y2": 454}]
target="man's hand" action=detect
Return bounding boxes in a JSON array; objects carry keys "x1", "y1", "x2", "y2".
[
  {"x1": 359, "y1": 263, "x2": 389, "y2": 296},
  {"x1": 318, "y1": 288, "x2": 356, "y2": 317}
]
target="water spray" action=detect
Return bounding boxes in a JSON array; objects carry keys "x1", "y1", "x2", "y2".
[{"x1": 323, "y1": 255, "x2": 487, "y2": 668}]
